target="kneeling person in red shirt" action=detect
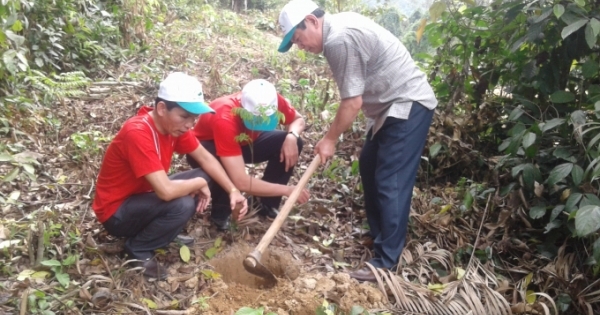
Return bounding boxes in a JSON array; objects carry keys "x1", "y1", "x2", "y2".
[
  {"x1": 92, "y1": 72, "x2": 247, "y2": 279},
  {"x1": 189, "y1": 79, "x2": 310, "y2": 230}
]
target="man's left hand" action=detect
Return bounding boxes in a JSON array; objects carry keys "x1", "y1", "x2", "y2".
[{"x1": 280, "y1": 134, "x2": 299, "y2": 172}]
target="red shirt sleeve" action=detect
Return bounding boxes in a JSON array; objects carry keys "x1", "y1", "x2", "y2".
[
  {"x1": 277, "y1": 94, "x2": 297, "y2": 126},
  {"x1": 175, "y1": 130, "x2": 200, "y2": 154},
  {"x1": 122, "y1": 129, "x2": 164, "y2": 178}
]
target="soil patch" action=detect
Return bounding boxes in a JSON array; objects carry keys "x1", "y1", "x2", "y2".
[{"x1": 205, "y1": 243, "x2": 386, "y2": 314}]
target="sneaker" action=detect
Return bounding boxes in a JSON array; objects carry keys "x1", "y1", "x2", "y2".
[
  {"x1": 258, "y1": 205, "x2": 279, "y2": 220},
  {"x1": 140, "y1": 259, "x2": 168, "y2": 280},
  {"x1": 97, "y1": 241, "x2": 125, "y2": 255},
  {"x1": 210, "y1": 216, "x2": 230, "y2": 231},
  {"x1": 175, "y1": 235, "x2": 194, "y2": 246}
]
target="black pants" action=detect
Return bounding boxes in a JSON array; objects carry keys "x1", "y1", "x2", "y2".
[
  {"x1": 102, "y1": 169, "x2": 211, "y2": 260},
  {"x1": 187, "y1": 130, "x2": 303, "y2": 220}
]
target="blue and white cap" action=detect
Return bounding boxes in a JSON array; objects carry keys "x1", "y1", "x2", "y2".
[
  {"x1": 241, "y1": 79, "x2": 279, "y2": 131},
  {"x1": 158, "y1": 72, "x2": 214, "y2": 115}
]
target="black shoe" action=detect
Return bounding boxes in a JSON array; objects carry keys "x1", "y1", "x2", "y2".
[
  {"x1": 210, "y1": 216, "x2": 230, "y2": 231},
  {"x1": 141, "y1": 259, "x2": 168, "y2": 280},
  {"x1": 258, "y1": 205, "x2": 279, "y2": 220},
  {"x1": 174, "y1": 235, "x2": 194, "y2": 246}
]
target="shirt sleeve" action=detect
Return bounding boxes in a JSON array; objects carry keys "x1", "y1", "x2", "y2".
[
  {"x1": 175, "y1": 130, "x2": 200, "y2": 154},
  {"x1": 122, "y1": 129, "x2": 164, "y2": 178},
  {"x1": 276, "y1": 94, "x2": 297, "y2": 126},
  {"x1": 325, "y1": 40, "x2": 366, "y2": 99}
]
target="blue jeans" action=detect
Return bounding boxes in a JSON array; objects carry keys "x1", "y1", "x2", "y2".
[{"x1": 359, "y1": 102, "x2": 434, "y2": 269}]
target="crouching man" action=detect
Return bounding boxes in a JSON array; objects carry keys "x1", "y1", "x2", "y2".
[{"x1": 92, "y1": 72, "x2": 247, "y2": 279}]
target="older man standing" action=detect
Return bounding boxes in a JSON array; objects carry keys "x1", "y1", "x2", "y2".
[{"x1": 277, "y1": 0, "x2": 437, "y2": 281}]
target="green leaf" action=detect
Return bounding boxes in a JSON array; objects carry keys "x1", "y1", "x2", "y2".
[
  {"x1": 205, "y1": 247, "x2": 217, "y2": 259},
  {"x1": 200, "y1": 269, "x2": 222, "y2": 280},
  {"x1": 582, "y1": 59, "x2": 599, "y2": 79},
  {"x1": 22, "y1": 164, "x2": 35, "y2": 175},
  {"x1": 550, "y1": 205, "x2": 565, "y2": 221},
  {"x1": 522, "y1": 132, "x2": 536, "y2": 148},
  {"x1": 575, "y1": 205, "x2": 600, "y2": 236},
  {"x1": 62, "y1": 255, "x2": 77, "y2": 266},
  {"x1": 236, "y1": 307, "x2": 263, "y2": 315},
  {"x1": 56, "y1": 272, "x2": 70, "y2": 288},
  {"x1": 572, "y1": 165, "x2": 584, "y2": 186},
  {"x1": 141, "y1": 298, "x2": 157, "y2": 309},
  {"x1": 3, "y1": 167, "x2": 19, "y2": 182},
  {"x1": 550, "y1": 91, "x2": 575, "y2": 103},
  {"x1": 529, "y1": 206, "x2": 547, "y2": 219},
  {"x1": 566, "y1": 193, "x2": 583, "y2": 212},
  {"x1": 574, "y1": 0, "x2": 585, "y2": 7},
  {"x1": 41, "y1": 260, "x2": 62, "y2": 267},
  {"x1": 350, "y1": 306, "x2": 366, "y2": 315},
  {"x1": 180, "y1": 245, "x2": 191, "y2": 263},
  {"x1": 541, "y1": 118, "x2": 566, "y2": 132},
  {"x1": 0, "y1": 152, "x2": 12, "y2": 162},
  {"x1": 593, "y1": 238, "x2": 600, "y2": 263},
  {"x1": 553, "y1": 4, "x2": 565, "y2": 19},
  {"x1": 11, "y1": 20, "x2": 22, "y2": 32},
  {"x1": 561, "y1": 19, "x2": 588, "y2": 39},
  {"x1": 508, "y1": 106, "x2": 524, "y2": 121},
  {"x1": 429, "y1": 2, "x2": 447, "y2": 22},
  {"x1": 547, "y1": 163, "x2": 573, "y2": 187},
  {"x1": 590, "y1": 18, "x2": 600, "y2": 36},
  {"x1": 585, "y1": 23, "x2": 597, "y2": 49},
  {"x1": 429, "y1": 142, "x2": 442, "y2": 158},
  {"x1": 214, "y1": 236, "x2": 222, "y2": 248},
  {"x1": 463, "y1": 190, "x2": 474, "y2": 211}
]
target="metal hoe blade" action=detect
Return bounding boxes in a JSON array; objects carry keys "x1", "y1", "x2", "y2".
[
  {"x1": 243, "y1": 249, "x2": 277, "y2": 283},
  {"x1": 242, "y1": 155, "x2": 321, "y2": 283}
]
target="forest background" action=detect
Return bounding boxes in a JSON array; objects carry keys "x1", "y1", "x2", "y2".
[{"x1": 1, "y1": 0, "x2": 600, "y2": 314}]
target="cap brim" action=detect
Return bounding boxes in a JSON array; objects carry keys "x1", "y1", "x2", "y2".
[
  {"x1": 278, "y1": 26, "x2": 297, "y2": 53},
  {"x1": 177, "y1": 101, "x2": 215, "y2": 115},
  {"x1": 243, "y1": 113, "x2": 279, "y2": 131}
]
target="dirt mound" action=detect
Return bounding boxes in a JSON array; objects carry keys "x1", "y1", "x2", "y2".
[{"x1": 206, "y1": 243, "x2": 386, "y2": 314}]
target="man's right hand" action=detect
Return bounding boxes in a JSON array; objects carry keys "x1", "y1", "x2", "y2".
[
  {"x1": 314, "y1": 137, "x2": 336, "y2": 165},
  {"x1": 287, "y1": 187, "x2": 310, "y2": 204}
]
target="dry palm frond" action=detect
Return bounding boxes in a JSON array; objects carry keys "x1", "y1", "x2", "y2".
[{"x1": 369, "y1": 260, "x2": 512, "y2": 315}]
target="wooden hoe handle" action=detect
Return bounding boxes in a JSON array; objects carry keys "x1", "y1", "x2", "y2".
[{"x1": 254, "y1": 155, "x2": 321, "y2": 254}]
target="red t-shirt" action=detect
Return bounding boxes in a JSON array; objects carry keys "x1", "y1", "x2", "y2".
[
  {"x1": 193, "y1": 92, "x2": 297, "y2": 157},
  {"x1": 92, "y1": 106, "x2": 200, "y2": 223}
]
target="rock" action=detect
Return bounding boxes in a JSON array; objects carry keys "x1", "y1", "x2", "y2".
[
  {"x1": 332, "y1": 272, "x2": 351, "y2": 284},
  {"x1": 184, "y1": 276, "x2": 198, "y2": 289},
  {"x1": 300, "y1": 278, "x2": 317, "y2": 290}
]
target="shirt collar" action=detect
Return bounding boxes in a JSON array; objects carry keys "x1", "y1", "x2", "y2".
[{"x1": 322, "y1": 14, "x2": 332, "y2": 55}]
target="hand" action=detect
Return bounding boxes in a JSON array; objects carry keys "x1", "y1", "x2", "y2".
[
  {"x1": 280, "y1": 134, "x2": 299, "y2": 172},
  {"x1": 287, "y1": 186, "x2": 310, "y2": 204},
  {"x1": 229, "y1": 190, "x2": 248, "y2": 221},
  {"x1": 193, "y1": 185, "x2": 211, "y2": 213},
  {"x1": 314, "y1": 138, "x2": 336, "y2": 165}
]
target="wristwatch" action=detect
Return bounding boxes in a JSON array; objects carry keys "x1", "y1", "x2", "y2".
[{"x1": 288, "y1": 131, "x2": 300, "y2": 139}]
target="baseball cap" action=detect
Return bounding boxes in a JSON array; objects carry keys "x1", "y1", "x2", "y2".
[
  {"x1": 278, "y1": 0, "x2": 319, "y2": 52},
  {"x1": 240, "y1": 79, "x2": 279, "y2": 131},
  {"x1": 157, "y1": 72, "x2": 214, "y2": 115}
]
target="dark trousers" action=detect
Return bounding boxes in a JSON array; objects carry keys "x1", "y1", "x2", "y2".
[
  {"x1": 187, "y1": 130, "x2": 303, "y2": 220},
  {"x1": 359, "y1": 102, "x2": 434, "y2": 269},
  {"x1": 102, "y1": 168, "x2": 211, "y2": 260}
]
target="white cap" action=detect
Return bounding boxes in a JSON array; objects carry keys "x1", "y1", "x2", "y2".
[
  {"x1": 278, "y1": 0, "x2": 319, "y2": 52},
  {"x1": 157, "y1": 72, "x2": 214, "y2": 115},
  {"x1": 240, "y1": 79, "x2": 279, "y2": 131}
]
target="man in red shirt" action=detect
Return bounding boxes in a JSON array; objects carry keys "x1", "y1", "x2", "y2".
[
  {"x1": 189, "y1": 79, "x2": 309, "y2": 230},
  {"x1": 93, "y1": 72, "x2": 247, "y2": 279}
]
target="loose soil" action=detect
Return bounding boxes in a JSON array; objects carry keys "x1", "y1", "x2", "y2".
[{"x1": 204, "y1": 243, "x2": 385, "y2": 314}]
